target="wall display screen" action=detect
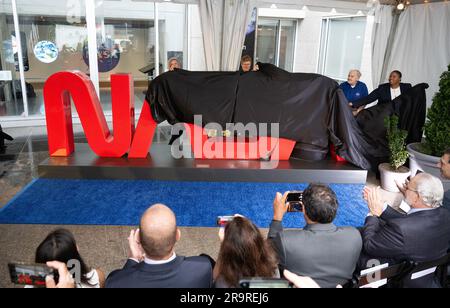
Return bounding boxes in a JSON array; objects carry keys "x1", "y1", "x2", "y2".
[{"x1": 33, "y1": 41, "x2": 59, "y2": 64}]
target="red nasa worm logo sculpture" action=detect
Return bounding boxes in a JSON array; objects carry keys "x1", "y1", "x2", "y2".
[
  {"x1": 44, "y1": 71, "x2": 157, "y2": 158},
  {"x1": 43, "y1": 71, "x2": 331, "y2": 162}
]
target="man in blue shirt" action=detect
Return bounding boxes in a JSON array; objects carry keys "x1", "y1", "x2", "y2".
[{"x1": 339, "y1": 70, "x2": 369, "y2": 103}]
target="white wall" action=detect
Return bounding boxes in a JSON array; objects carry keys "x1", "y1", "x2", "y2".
[{"x1": 293, "y1": 11, "x2": 322, "y2": 73}]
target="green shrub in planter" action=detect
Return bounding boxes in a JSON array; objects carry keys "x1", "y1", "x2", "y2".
[
  {"x1": 385, "y1": 115, "x2": 409, "y2": 170},
  {"x1": 423, "y1": 64, "x2": 450, "y2": 157}
]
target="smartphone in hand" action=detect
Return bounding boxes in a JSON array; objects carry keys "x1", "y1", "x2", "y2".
[
  {"x1": 217, "y1": 216, "x2": 235, "y2": 227},
  {"x1": 286, "y1": 191, "x2": 304, "y2": 212},
  {"x1": 9, "y1": 262, "x2": 58, "y2": 288}
]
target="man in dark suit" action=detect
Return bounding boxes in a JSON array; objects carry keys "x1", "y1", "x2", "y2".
[
  {"x1": 438, "y1": 148, "x2": 450, "y2": 210},
  {"x1": 268, "y1": 184, "x2": 363, "y2": 288},
  {"x1": 360, "y1": 173, "x2": 450, "y2": 288},
  {"x1": 350, "y1": 70, "x2": 412, "y2": 109},
  {"x1": 105, "y1": 204, "x2": 213, "y2": 288}
]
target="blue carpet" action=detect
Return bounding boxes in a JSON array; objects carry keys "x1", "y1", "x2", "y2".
[{"x1": 0, "y1": 179, "x2": 368, "y2": 228}]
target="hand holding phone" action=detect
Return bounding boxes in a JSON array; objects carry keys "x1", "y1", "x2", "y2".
[
  {"x1": 9, "y1": 262, "x2": 57, "y2": 288},
  {"x1": 45, "y1": 261, "x2": 75, "y2": 288},
  {"x1": 217, "y1": 216, "x2": 235, "y2": 227},
  {"x1": 286, "y1": 191, "x2": 304, "y2": 212}
]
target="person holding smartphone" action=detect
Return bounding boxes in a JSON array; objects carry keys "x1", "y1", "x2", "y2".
[
  {"x1": 35, "y1": 229, "x2": 105, "y2": 288},
  {"x1": 268, "y1": 184, "x2": 362, "y2": 288},
  {"x1": 214, "y1": 216, "x2": 279, "y2": 288}
]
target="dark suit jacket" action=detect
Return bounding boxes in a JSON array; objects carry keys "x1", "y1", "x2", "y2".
[
  {"x1": 268, "y1": 221, "x2": 362, "y2": 288},
  {"x1": 360, "y1": 207, "x2": 450, "y2": 288},
  {"x1": 105, "y1": 256, "x2": 213, "y2": 288},
  {"x1": 352, "y1": 83, "x2": 412, "y2": 108},
  {"x1": 443, "y1": 190, "x2": 450, "y2": 211}
]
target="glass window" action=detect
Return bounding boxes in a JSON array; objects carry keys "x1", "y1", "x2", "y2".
[
  {"x1": 0, "y1": 0, "x2": 203, "y2": 121},
  {"x1": 0, "y1": 0, "x2": 26, "y2": 117},
  {"x1": 318, "y1": 16, "x2": 367, "y2": 82},
  {"x1": 279, "y1": 19, "x2": 296, "y2": 72},
  {"x1": 158, "y1": 2, "x2": 187, "y2": 73},
  {"x1": 256, "y1": 17, "x2": 296, "y2": 72},
  {"x1": 93, "y1": 1, "x2": 189, "y2": 111},
  {"x1": 94, "y1": 0, "x2": 155, "y2": 111},
  {"x1": 13, "y1": 0, "x2": 88, "y2": 116},
  {"x1": 256, "y1": 19, "x2": 278, "y2": 66}
]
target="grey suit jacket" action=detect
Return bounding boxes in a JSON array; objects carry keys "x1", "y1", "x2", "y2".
[{"x1": 268, "y1": 221, "x2": 362, "y2": 288}]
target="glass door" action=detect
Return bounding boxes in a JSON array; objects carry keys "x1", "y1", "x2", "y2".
[
  {"x1": 0, "y1": 0, "x2": 25, "y2": 117},
  {"x1": 93, "y1": 0, "x2": 156, "y2": 111},
  {"x1": 256, "y1": 18, "x2": 278, "y2": 66},
  {"x1": 256, "y1": 17, "x2": 297, "y2": 71},
  {"x1": 13, "y1": 0, "x2": 88, "y2": 116},
  {"x1": 318, "y1": 16, "x2": 367, "y2": 82}
]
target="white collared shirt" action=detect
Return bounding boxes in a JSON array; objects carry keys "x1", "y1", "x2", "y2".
[
  {"x1": 144, "y1": 252, "x2": 177, "y2": 265},
  {"x1": 407, "y1": 208, "x2": 435, "y2": 215},
  {"x1": 390, "y1": 87, "x2": 401, "y2": 100},
  {"x1": 129, "y1": 252, "x2": 177, "y2": 265},
  {"x1": 367, "y1": 202, "x2": 435, "y2": 217}
]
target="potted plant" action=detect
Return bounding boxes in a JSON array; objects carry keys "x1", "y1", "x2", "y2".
[
  {"x1": 379, "y1": 115, "x2": 410, "y2": 192},
  {"x1": 407, "y1": 65, "x2": 450, "y2": 190}
]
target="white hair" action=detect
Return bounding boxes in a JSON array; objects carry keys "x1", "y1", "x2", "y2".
[
  {"x1": 415, "y1": 173, "x2": 444, "y2": 208},
  {"x1": 349, "y1": 69, "x2": 362, "y2": 78}
]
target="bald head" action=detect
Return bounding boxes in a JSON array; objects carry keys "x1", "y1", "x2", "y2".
[{"x1": 139, "y1": 204, "x2": 179, "y2": 260}]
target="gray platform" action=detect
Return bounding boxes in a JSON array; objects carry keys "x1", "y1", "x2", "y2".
[{"x1": 38, "y1": 143, "x2": 368, "y2": 184}]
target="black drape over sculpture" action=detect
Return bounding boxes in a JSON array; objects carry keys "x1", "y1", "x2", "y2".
[
  {"x1": 146, "y1": 63, "x2": 427, "y2": 171},
  {"x1": 0, "y1": 123, "x2": 14, "y2": 153}
]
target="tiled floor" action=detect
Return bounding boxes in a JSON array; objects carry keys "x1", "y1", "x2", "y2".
[{"x1": 0, "y1": 125, "x2": 402, "y2": 288}]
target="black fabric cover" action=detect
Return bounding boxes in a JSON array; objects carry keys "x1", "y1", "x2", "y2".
[
  {"x1": 0, "y1": 123, "x2": 14, "y2": 151},
  {"x1": 146, "y1": 63, "x2": 427, "y2": 171}
]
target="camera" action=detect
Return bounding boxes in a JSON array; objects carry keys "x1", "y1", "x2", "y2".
[
  {"x1": 216, "y1": 216, "x2": 235, "y2": 227},
  {"x1": 286, "y1": 191, "x2": 304, "y2": 212}
]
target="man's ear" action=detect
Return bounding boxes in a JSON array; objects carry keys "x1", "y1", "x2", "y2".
[{"x1": 176, "y1": 228, "x2": 181, "y2": 242}]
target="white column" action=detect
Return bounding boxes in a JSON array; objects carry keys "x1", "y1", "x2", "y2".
[
  {"x1": 155, "y1": 2, "x2": 160, "y2": 77},
  {"x1": 11, "y1": 0, "x2": 29, "y2": 117},
  {"x1": 86, "y1": 0, "x2": 100, "y2": 97},
  {"x1": 186, "y1": 4, "x2": 191, "y2": 70}
]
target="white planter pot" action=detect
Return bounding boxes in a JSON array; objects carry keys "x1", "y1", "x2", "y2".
[
  {"x1": 407, "y1": 142, "x2": 450, "y2": 191},
  {"x1": 379, "y1": 163, "x2": 411, "y2": 193}
]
